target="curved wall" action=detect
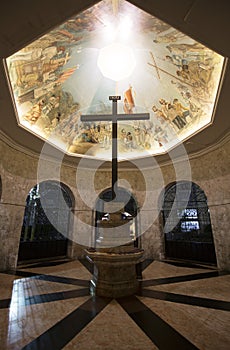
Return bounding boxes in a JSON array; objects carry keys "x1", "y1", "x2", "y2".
[{"x1": 0, "y1": 134, "x2": 229, "y2": 270}]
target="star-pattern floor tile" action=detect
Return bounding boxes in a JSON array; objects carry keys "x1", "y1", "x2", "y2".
[{"x1": 0, "y1": 259, "x2": 229, "y2": 350}]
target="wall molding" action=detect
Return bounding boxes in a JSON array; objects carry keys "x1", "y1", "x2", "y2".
[{"x1": 1, "y1": 129, "x2": 230, "y2": 171}]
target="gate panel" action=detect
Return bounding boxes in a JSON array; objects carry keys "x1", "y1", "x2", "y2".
[
  {"x1": 163, "y1": 182, "x2": 217, "y2": 265},
  {"x1": 18, "y1": 182, "x2": 72, "y2": 262}
]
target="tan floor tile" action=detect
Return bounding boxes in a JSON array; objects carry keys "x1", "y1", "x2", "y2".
[
  {"x1": 5, "y1": 296, "x2": 90, "y2": 350},
  {"x1": 20, "y1": 260, "x2": 91, "y2": 280},
  {"x1": 147, "y1": 274, "x2": 230, "y2": 301},
  {"x1": 1, "y1": 260, "x2": 229, "y2": 350},
  {"x1": 142, "y1": 260, "x2": 214, "y2": 280},
  {"x1": 139, "y1": 296, "x2": 230, "y2": 350},
  {"x1": 64, "y1": 299, "x2": 158, "y2": 350}
]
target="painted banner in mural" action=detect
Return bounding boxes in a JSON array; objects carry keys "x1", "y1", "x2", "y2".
[{"x1": 5, "y1": 0, "x2": 225, "y2": 160}]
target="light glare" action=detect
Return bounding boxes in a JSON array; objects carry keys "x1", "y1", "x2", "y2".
[{"x1": 97, "y1": 42, "x2": 136, "y2": 81}]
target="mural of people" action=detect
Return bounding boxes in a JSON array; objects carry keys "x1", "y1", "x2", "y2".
[{"x1": 5, "y1": 0, "x2": 224, "y2": 161}]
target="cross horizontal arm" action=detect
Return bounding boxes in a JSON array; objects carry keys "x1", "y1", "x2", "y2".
[
  {"x1": 116, "y1": 113, "x2": 150, "y2": 121},
  {"x1": 81, "y1": 114, "x2": 114, "y2": 122},
  {"x1": 81, "y1": 113, "x2": 150, "y2": 122}
]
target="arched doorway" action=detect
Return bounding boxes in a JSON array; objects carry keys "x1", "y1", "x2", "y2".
[
  {"x1": 18, "y1": 181, "x2": 74, "y2": 262},
  {"x1": 162, "y1": 181, "x2": 217, "y2": 264},
  {"x1": 94, "y1": 187, "x2": 140, "y2": 248}
]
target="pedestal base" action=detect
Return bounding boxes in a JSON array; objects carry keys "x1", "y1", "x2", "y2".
[{"x1": 86, "y1": 248, "x2": 144, "y2": 298}]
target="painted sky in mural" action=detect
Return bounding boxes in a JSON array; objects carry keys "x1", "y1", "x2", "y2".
[{"x1": 6, "y1": 0, "x2": 225, "y2": 161}]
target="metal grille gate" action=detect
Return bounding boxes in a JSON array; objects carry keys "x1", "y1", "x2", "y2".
[
  {"x1": 162, "y1": 182, "x2": 217, "y2": 264},
  {"x1": 18, "y1": 181, "x2": 72, "y2": 261}
]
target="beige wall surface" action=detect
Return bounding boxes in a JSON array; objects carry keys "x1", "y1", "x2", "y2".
[{"x1": 0, "y1": 136, "x2": 230, "y2": 271}]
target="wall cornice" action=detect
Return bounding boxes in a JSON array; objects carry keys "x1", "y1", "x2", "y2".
[{"x1": 1, "y1": 129, "x2": 230, "y2": 171}]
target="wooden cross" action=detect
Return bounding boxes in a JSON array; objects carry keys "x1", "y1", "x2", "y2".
[{"x1": 81, "y1": 96, "x2": 150, "y2": 199}]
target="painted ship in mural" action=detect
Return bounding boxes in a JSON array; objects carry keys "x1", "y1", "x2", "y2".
[{"x1": 5, "y1": 0, "x2": 225, "y2": 161}]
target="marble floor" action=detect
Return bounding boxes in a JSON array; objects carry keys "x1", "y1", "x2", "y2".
[{"x1": 0, "y1": 258, "x2": 230, "y2": 350}]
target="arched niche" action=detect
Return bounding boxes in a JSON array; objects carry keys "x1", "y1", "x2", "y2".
[
  {"x1": 93, "y1": 187, "x2": 140, "y2": 249},
  {"x1": 161, "y1": 181, "x2": 217, "y2": 265},
  {"x1": 18, "y1": 180, "x2": 74, "y2": 263}
]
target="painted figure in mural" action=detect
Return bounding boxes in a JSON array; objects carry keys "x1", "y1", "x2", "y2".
[
  {"x1": 152, "y1": 105, "x2": 168, "y2": 125},
  {"x1": 142, "y1": 126, "x2": 152, "y2": 149},
  {"x1": 176, "y1": 60, "x2": 214, "y2": 90},
  {"x1": 123, "y1": 86, "x2": 135, "y2": 114},
  {"x1": 24, "y1": 103, "x2": 42, "y2": 124},
  {"x1": 5, "y1": 0, "x2": 224, "y2": 161},
  {"x1": 159, "y1": 99, "x2": 169, "y2": 119},
  {"x1": 50, "y1": 113, "x2": 61, "y2": 130},
  {"x1": 102, "y1": 124, "x2": 111, "y2": 149},
  {"x1": 180, "y1": 91, "x2": 200, "y2": 117},
  {"x1": 153, "y1": 29, "x2": 186, "y2": 43},
  {"x1": 165, "y1": 55, "x2": 189, "y2": 70},
  {"x1": 158, "y1": 99, "x2": 178, "y2": 131},
  {"x1": 42, "y1": 94, "x2": 60, "y2": 116},
  {"x1": 166, "y1": 42, "x2": 212, "y2": 57},
  {"x1": 166, "y1": 103, "x2": 182, "y2": 130},
  {"x1": 12, "y1": 46, "x2": 69, "y2": 91},
  {"x1": 120, "y1": 128, "x2": 127, "y2": 143},
  {"x1": 10, "y1": 46, "x2": 58, "y2": 62},
  {"x1": 172, "y1": 98, "x2": 189, "y2": 127},
  {"x1": 78, "y1": 125, "x2": 91, "y2": 142},
  {"x1": 154, "y1": 125, "x2": 168, "y2": 147},
  {"x1": 153, "y1": 98, "x2": 188, "y2": 131},
  {"x1": 120, "y1": 129, "x2": 134, "y2": 150},
  {"x1": 124, "y1": 132, "x2": 133, "y2": 150},
  {"x1": 43, "y1": 52, "x2": 70, "y2": 75},
  {"x1": 133, "y1": 127, "x2": 142, "y2": 146},
  {"x1": 88, "y1": 124, "x2": 99, "y2": 143}
]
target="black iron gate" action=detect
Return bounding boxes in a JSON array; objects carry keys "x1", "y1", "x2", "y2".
[
  {"x1": 163, "y1": 182, "x2": 217, "y2": 264},
  {"x1": 18, "y1": 181, "x2": 72, "y2": 262}
]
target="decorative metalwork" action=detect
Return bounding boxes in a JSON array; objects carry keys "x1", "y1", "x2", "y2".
[
  {"x1": 21, "y1": 181, "x2": 73, "y2": 242},
  {"x1": 162, "y1": 181, "x2": 213, "y2": 242},
  {"x1": 162, "y1": 181, "x2": 216, "y2": 263}
]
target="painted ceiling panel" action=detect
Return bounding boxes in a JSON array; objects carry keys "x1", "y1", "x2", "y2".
[{"x1": 5, "y1": 0, "x2": 225, "y2": 161}]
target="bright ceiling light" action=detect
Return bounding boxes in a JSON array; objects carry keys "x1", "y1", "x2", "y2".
[
  {"x1": 97, "y1": 42, "x2": 136, "y2": 81},
  {"x1": 118, "y1": 16, "x2": 133, "y2": 39}
]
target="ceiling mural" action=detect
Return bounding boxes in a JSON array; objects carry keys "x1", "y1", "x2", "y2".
[{"x1": 5, "y1": 0, "x2": 225, "y2": 161}]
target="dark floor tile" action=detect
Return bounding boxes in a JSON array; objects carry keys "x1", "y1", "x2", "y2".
[
  {"x1": 2, "y1": 270, "x2": 90, "y2": 287},
  {"x1": 139, "y1": 289, "x2": 230, "y2": 311},
  {"x1": 139, "y1": 259, "x2": 154, "y2": 272},
  {"x1": 118, "y1": 295, "x2": 199, "y2": 350},
  {"x1": 78, "y1": 258, "x2": 94, "y2": 273},
  {"x1": 141, "y1": 271, "x2": 229, "y2": 287},
  {"x1": 162, "y1": 260, "x2": 217, "y2": 270},
  {"x1": 4, "y1": 270, "x2": 41, "y2": 278},
  {"x1": 21, "y1": 296, "x2": 111, "y2": 350},
  {"x1": 18, "y1": 259, "x2": 71, "y2": 269},
  {"x1": 35, "y1": 274, "x2": 90, "y2": 287},
  {"x1": 25, "y1": 288, "x2": 90, "y2": 306}
]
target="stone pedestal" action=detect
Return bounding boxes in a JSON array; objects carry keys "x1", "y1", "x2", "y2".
[
  {"x1": 86, "y1": 210, "x2": 143, "y2": 297},
  {"x1": 86, "y1": 248, "x2": 144, "y2": 298}
]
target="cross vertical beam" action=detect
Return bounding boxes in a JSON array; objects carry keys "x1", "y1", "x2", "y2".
[
  {"x1": 112, "y1": 97, "x2": 118, "y2": 199},
  {"x1": 81, "y1": 96, "x2": 150, "y2": 200}
]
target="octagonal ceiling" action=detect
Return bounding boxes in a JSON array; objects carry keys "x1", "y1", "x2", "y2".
[{"x1": 5, "y1": 0, "x2": 225, "y2": 161}]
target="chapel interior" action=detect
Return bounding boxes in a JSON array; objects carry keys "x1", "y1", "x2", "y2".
[{"x1": 0, "y1": 1, "x2": 230, "y2": 349}]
